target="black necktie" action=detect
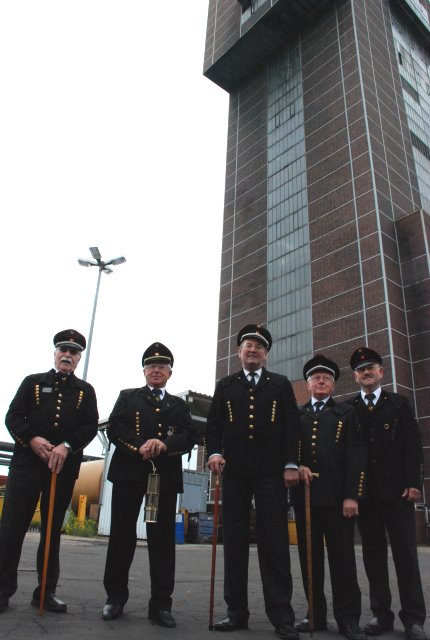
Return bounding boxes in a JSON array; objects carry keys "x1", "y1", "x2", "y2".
[
  {"x1": 152, "y1": 388, "x2": 162, "y2": 401},
  {"x1": 248, "y1": 372, "x2": 256, "y2": 387},
  {"x1": 314, "y1": 401, "x2": 324, "y2": 413},
  {"x1": 365, "y1": 393, "x2": 376, "y2": 410}
]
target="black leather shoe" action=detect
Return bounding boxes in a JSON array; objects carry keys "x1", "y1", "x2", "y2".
[
  {"x1": 405, "y1": 624, "x2": 428, "y2": 640},
  {"x1": 0, "y1": 594, "x2": 9, "y2": 614},
  {"x1": 102, "y1": 603, "x2": 124, "y2": 621},
  {"x1": 364, "y1": 618, "x2": 394, "y2": 636},
  {"x1": 295, "y1": 618, "x2": 328, "y2": 632},
  {"x1": 275, "y1": 624, "x2": 300, "y2": 639},
  {"x1": 339, "y1": 622, "x2": 367, "y2": 640},
  {"x1": 213, "y1": 616, "x2": 249, "y2": 631},
  {"x1": 149, "y1": 609, "x2": 176, "y2": 628},
  {"x1": 31, "y1": 592, "x2": 67, "y2": 613}
]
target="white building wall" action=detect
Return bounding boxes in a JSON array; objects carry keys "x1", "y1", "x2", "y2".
[
  {"x1": 97, "y1": 447, "x2": 207, "y2": 539},
  {"x1": 97, "y1": 444, "x2": 147, "y2": 539}
]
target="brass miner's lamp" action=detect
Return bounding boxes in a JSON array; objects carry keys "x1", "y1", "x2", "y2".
[{"x1": 144, "y1": 460, "x2": 160, "y2": 523}]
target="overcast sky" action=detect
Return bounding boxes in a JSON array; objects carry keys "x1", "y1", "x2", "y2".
[{"x1": 0, "y1": 1, "x2": 229, "y2": 464}]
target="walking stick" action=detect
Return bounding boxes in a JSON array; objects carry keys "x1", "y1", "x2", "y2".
[
  {"x1": 304, "y1": 472, "x2": 319, "y2": 638},
  {"x1": 39, "y1": 471, "x2": 57, "y2": 616},
  {"x1": 304, "y1": 481, "x2": 314, "y2": 637},
  {"x1": 208, "y1": 472, "x2": 221, "y2": 631}
]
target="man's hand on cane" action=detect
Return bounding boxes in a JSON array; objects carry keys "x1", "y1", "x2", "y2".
[
  {"x1": 207, "y1": 454, "x2": 226, "y2": 475},
  {"x1": 298, "y1": 465, "x2": 315, "y2": 486},
  {"x1": 29, "y1": 437, "x2": 54, "y2": 464},
  {"x1": 48, "y1": 444, "x2": 70, "y2": 474}
]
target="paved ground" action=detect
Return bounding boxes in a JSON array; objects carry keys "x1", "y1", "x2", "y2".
[{"x1": 0, "y1": 532, "x2": 428, "y2": 640}]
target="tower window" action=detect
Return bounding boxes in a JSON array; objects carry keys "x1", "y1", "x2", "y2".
[{"x1": 237, "y1": 0, "x2": 252, "y2": 11}]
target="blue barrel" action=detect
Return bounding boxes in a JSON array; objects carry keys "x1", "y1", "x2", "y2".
[
  {"x1": 175, "y1": 513, "x2": 185, "y2": 544},
  {"x1": 187, "y1": 512, "x2": 214, "y2": 543}
]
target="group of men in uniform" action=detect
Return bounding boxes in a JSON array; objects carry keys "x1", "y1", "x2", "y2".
[
  {"x1": 0, "y1": 325, "x2": 427, "y2": 640},
  {"x1": 0, "y1": 329, "x2": 198, "y2": 630},
  {"x1": 207, "y1": 324, "x2": 427, "y2": 640}
]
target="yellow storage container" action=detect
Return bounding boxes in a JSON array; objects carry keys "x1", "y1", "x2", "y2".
[{"x1": 288, "y1": 519, "x2": 298, "y2": 545}]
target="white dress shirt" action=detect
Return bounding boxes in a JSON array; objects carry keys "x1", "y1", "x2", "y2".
[
  {"x1": 360, "y1": 387, "x2": 382, "y2": 405},
  {"x1": 148, "y1": 386, "x2": 166, "y2": 400}
]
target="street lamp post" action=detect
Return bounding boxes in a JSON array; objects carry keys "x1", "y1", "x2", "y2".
[{"x1": 78, "y1": 246, "x2": 126, "y2": 380}]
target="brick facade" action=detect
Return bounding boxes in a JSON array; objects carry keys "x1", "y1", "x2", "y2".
[{"x1": 204, "y1": 0, "x2": 430, "y2": 520}]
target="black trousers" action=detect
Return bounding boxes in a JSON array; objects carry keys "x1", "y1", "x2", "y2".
[
  {"x1": 358, "y1": 498, "x2": 426, "y2": 627},
  {"x1": 0, "y1": 462, "x2": 76, "y2": 598},
  {"x1": 295, "y1": 504, "x2": 361, "y2": 626},
  {"x1": 103, "y1": 481, "x2": 177, "y2": 610},
  {"x1": 221, "y1": 472, "x2": 294, "y2": 627}
]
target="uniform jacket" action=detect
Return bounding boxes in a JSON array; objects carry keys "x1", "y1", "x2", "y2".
[
  {"x1": 5, "y1": 369, "x2": 99, "y2": 477},
  {"x1": 107, "y1": 386, "x2": 196, "y2": 494},
  {"x1": 291, "y1": 398, "x2": 366, "y2": 507},
  {"x1": 349, "y1": 389, "x2": 424, "y2": 500},
  {"x1": 205, "y1": 368, "x2": 300, "y2": 478}
]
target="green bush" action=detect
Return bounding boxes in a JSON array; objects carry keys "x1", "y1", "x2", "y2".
[{"x1": 62, "y1": 511, "x2": 97, "y2": 537}]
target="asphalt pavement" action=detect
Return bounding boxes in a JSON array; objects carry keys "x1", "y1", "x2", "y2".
[{"x1": 0, "y1": 532, "x2": 428, "y2": 640}]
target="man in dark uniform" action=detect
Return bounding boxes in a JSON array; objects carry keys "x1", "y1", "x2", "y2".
[
  {"x1": 206, "y1": 324, "x2": 301, "y2": 640},
  {"x1": 349, "y1": 347, "x2": 427, "y2": 640},
  {"x1": 292, "y1": 354, "x2": 366, "y2": 640},
  {"x1": 102, "y1": 342, "x2": 196, "y2": 627},
  {"x1": 0, "y1": 329, "x2": 98, "y2": 614}
]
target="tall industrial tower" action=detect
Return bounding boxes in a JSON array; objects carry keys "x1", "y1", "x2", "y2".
[{"x1": 204, "y1": 0, "x2": 430, "y2": 520}]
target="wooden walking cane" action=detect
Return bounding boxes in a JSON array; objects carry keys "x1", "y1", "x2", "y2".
[
  {"x1": 39, "y1": 471, "x2": 57, "y2": 616},
  {"x1": 304, "y1": 481, "x2": 314, "y2": 637},
  {"x1": 304, "y1": 472, "x2": 319, "y2": 638},
  {"x1": 208, "y1": 472, "x2": 221, "y2": 631}
]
